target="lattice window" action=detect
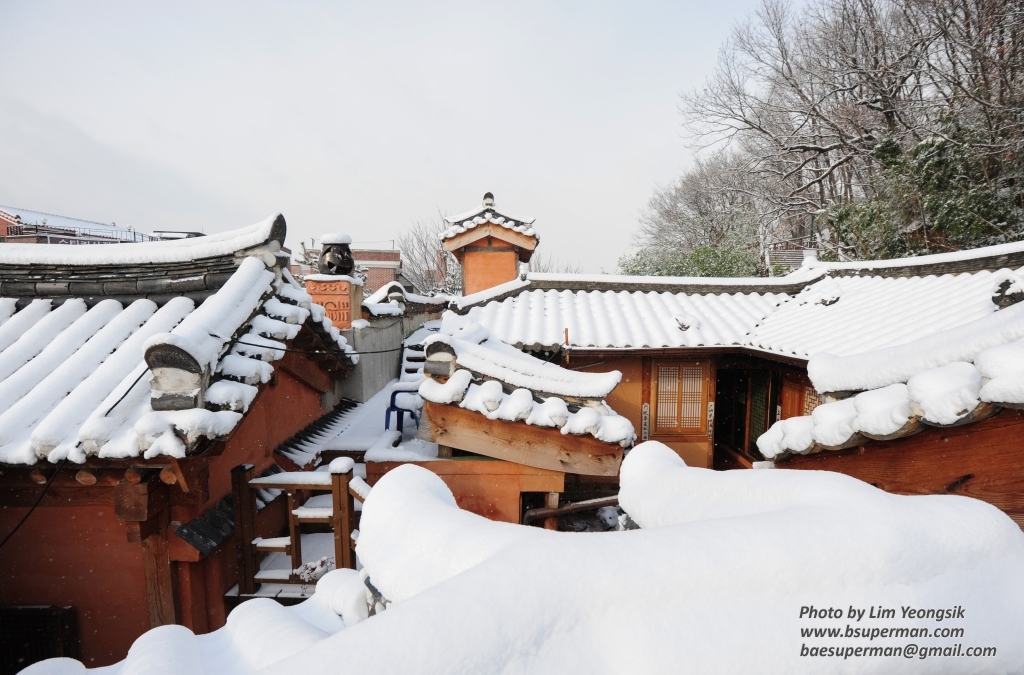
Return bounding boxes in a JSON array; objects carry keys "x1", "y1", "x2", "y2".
[
  {"x1": 656, "y1": 365, "x2": 680, "y2": 428},
  {"x1": 748, "y1": 371, "x2": 769, "y2": 452},
  {"x1": 653, "y1": 362, "x2": 706, "y2": 433},
  {"x1": 804, "y1": 386, "x2": 822, "y2": 415}
]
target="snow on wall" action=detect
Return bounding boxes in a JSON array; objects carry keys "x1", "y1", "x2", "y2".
[{"x1": 0, "y1": 214, "x2": 283, "y2": 265}]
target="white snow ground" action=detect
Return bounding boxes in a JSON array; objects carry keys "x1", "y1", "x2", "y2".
[{"x1": 26, "y1": 441, "x2": 1024, "y2": 675}]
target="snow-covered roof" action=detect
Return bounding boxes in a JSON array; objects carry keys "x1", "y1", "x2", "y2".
[
  {"x1": 758, "y1": 280, "x2": 1024, "y2": 459},
  {"x1": 365, "y1": 281, "x2": 448, "y2": 306},
  {"x1": 0, "y1": 222, "x2": 355, "y2": 466},
  {"x1": 454, "y1": 244, "x2": 1024, "y2": 359},
  {"x1": 440, "y1": 201, "x2": 537, "y2": 242},
  {"x1": 0, "y1": 214, "x2": 285, "y2": 265},
  {"x1": 0, "y1": 205, "x2": 146, "y2": 240},
  {"x1": 454, "y1": 276, "x2": 795, "y2": 351},
  {"x1": 419, "y1": 320, "x2": 635, "y2": 447},
  {"x1": 745, "y1": 268, "x2": 1013, "y2": 359},
  {"x1": 35, "y1": 441, "x2": 1024, "y2": 675}
]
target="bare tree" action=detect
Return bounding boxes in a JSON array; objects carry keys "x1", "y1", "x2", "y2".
[
  {"x1": 396, "y1": 215, "x2": 462, "y2": 295},
  {"x1": 670, "y1": 0, "x2": 1024, "y2": 260},
  {"x1": 526, "y1": 251, "x2": 583, "y2": 274}
]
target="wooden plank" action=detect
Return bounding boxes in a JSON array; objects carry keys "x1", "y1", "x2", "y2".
[
  {"x1": 418, "y1": 403, "x2": 622, "y2": 476},
  {"x1": 230, "y1": 464, "x2": 258, "y2": 596},
  {"x1": 779, "y1": 409, "x2": 1024, "y2": 515},
  {"x1": 142, "y1": 529, "x2": 177, "y2": 627}
]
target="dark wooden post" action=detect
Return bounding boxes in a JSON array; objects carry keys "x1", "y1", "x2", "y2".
[
  {"x1": 544, "y1": 492, "x2": 559, "y2": 530},
  {"x1": 287, "y1": 490, "x2": 303, "y2": 576},
  {"x1": 331, "y1": 466, "x2": 355, "y2": 570},
  {"x1": 231, "y1": 464, "x2": 257, "y2": 596}
]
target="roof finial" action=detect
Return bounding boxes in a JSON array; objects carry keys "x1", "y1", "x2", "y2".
[{"x1": 482, "y1": 192, "x2": 494, "y2": 207}]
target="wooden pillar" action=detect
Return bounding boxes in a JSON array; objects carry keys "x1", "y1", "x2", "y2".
[
  {"x1": 230, "y1": 464, "x2": 257, "y2": 596},
  {"x1": 142, "y1": 526, "x2": 177, "y2": 627},
  {"x1": 204, "y1": 550, "x2": 228, "y2": 631},
  {"x1": 176, "y1": 561, "x2": 208, "y2": 634},
  {"x1": 331, "y1": 468, "x2": 355, "y2": 570},
  {"x1": 543, "y1": 492, "x2": 559, "y2": 531}
]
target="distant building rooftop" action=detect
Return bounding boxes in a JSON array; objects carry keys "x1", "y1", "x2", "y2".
[{"x1": 0, "y1": 205, "x2": 156, "y2": 244}]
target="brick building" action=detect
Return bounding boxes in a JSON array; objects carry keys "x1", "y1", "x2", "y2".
[{"x1": 351, "y1": 249, "x2": 404, "y2": 294}]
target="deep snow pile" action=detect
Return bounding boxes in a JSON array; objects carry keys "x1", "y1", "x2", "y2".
[
  {"x1": 24, "y1": 568, "x2": 369, "y2": 675},
  {"x1": 32, "y1": 442, "x2": 1024, "y2": 674}
]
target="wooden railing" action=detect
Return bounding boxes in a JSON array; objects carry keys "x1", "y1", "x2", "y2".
[{"x1": 231, "y1": 459, "x2": 371, "y2": 595}]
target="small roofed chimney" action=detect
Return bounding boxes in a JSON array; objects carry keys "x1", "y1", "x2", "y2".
[
  {"x1": 442, "y1": 195, "x2": 538, "y2": 295},
  {"x1": 306, "y1": 232, "x2": 362, "y2": 329}
]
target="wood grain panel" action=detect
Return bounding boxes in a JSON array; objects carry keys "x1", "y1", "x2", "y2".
[{"x1": 418, "y1": 402, "x2": 622, "y2": 476}]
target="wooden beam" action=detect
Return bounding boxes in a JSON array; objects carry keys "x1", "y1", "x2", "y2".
[
  {"x1": 114, "y1": 480, "x2": 169, "y2": 522},
  {"x1": 418, "y1": 402, "x2": 623, "y2": 476},
  {"x1": 142, "y1": 520, "x2": 177, "y2": 627},
  {"x1": 74, "y1": 469, "x2": 99, "y2": 485},
  {"x1": 441, "y1": 223, "x2": 537, "y2": 255}
]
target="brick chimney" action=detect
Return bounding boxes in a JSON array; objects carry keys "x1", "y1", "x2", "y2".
[
  {"x1": 305, "y1": 233, "x2": 363, "y2": 329},
  {"x1": 442, "y1": 193, "x2": 538, "y2": 296}
]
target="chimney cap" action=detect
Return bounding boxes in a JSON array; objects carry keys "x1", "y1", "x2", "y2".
[{"x1": 482, "y1": 192, "x2": 494, "y2": 207}]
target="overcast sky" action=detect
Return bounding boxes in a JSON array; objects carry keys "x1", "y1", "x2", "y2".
[{"x1": 0, "y1": 1, "x2": 761, "y2": 272}]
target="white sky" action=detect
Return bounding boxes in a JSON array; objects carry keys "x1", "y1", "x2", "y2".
[{"x1": 0, "y1": 1, "x2": 762, "y2": 272}]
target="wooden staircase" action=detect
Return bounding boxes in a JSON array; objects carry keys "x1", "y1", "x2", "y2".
[{"x1": 231, "y1": 460, "x2": 372, "y2": 595}]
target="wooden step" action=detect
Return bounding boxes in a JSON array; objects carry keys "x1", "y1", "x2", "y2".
[
  {"x1": 253, "y1": 536, "x2": 291, "y2": 553},
  {"x1": 292, "y1": 505, "x2": 333, "y2": 524},
  {"x1": 254, "y1": 568, "x2": 293, "y2": 583}
]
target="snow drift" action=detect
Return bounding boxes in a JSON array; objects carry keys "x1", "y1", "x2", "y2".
[{"x1": 27, "y1": 442, "x2": 1024, "y2": 675}]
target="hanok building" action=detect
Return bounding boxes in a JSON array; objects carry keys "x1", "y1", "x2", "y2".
[
  {"x1": 0, "y1": 217, "x2": 380, "y2": 668},
  {"x1": 420, "y1": 194, "x2": 1024, "y2": 531}
]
